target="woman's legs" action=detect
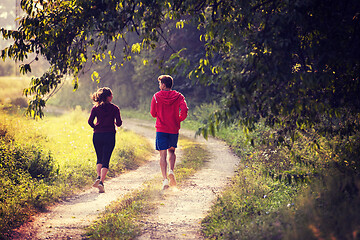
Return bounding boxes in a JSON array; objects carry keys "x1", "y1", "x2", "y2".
[
  {"x1": 93, "y1": 132, "x2": 115, "y2": 191},
  {"x1": 100, "y1": 167, "x2": 108, "y2": 183},
  {"x1": 99, "y1": 133, "x2": 115, "y2": 182},
  {"x1": 96, "y1": 163, "x2": 101, "y2": 177}
]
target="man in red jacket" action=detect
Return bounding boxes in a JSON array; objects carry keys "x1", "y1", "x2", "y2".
[{"x1": 150, "y1": 75, "x2": 188, "y2": 190}]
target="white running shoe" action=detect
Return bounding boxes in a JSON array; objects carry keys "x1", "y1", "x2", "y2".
[
  {"x1": 162, "y1": 179, "x2": 170, "y2": 190},
  {"x1": 168, "y1": 170, "x2": 177, "y2": 187}
]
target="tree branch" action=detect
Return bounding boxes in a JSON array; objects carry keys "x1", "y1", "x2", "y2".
[{"x1": 156, "y1": 28, "x2": 177, "y2": 53}]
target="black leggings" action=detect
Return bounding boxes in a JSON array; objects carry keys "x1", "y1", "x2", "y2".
[{"x1": 93, "y1": 132, "x2": 115, "y2": 169}]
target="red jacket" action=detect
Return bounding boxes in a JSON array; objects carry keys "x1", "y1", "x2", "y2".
[{"x1": 150, "y1": 90, "x2": 188, "y2": 134}]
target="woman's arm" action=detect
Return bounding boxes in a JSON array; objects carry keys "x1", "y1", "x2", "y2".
[
  {"x1": 88, "y1": 107, "x2": 96, "y2": 128},
  {"x1": 115, "y1": 107, "x2": 122, "y2": 127}
]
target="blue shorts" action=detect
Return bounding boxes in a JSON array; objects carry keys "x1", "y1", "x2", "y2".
[{"x1": 156, "y1": 132, "x2": 179, "y2": 151}]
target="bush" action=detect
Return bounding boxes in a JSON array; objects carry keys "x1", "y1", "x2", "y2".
[
  {"x1": 0, "y1": 121, "x2": 59, "y2": 236},
  {"x1": 0, "y1": 141, "x2": 57, "y2": 236},
  {"x1": 27, "y1": 150, "x2": 55, "y2": 180},
  {"x1": 201, "y1": 121, "x2": 360, "y2": 239},
  {"x1": 10, "y1": 97, "x2": 28, "y2": 108},
  {"x1": 118, "y1": 147, "x2": 138, "y2": 170}
]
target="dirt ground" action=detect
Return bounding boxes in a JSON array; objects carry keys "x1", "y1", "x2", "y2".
[{"x1": 10, "y1": 119, "x2": 240, "y2": 240}]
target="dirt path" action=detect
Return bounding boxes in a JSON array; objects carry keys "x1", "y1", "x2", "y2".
[{"x1": 11, "y1": 119, "x2": 240, "y2": 240}]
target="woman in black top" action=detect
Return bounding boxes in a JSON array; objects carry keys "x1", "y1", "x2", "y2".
[{"x1": 88, "y1": 87, "x2": 122, "y2": 193}]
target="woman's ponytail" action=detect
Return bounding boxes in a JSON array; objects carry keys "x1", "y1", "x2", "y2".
[
  {"x1": 91, "y1": 92, "x2": 99, "y2": 103},
  {"x1": 91, "y1": 87, "x2": 113, "y2": 106}
]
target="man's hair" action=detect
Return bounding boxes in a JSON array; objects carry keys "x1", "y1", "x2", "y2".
[{"x1": 158, "y1": 75, "x2": 173, "y2": 89}]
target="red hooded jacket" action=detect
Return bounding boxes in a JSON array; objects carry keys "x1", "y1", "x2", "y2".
[{"x1": 150, "y1": 90, "x2": 188, "y2": 134}]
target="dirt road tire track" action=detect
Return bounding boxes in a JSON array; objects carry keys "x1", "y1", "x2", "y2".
[{"x1": 10, "y1": 119, "x2": 240, "y2": 239}]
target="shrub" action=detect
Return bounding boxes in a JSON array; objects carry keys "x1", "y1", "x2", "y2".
[
  {"x1": 118, "y1": 147, "x2": 138, "y2": 170},
  {"x1": 27, "y1": 150, "x2": 55, "y2": 180},
  {"x1": 0, "y1": 120, "x2": 59, "y2": 236},
  {"x1": 10, "y1": 97, "x2": 28, "y2": 108},
  {"x1": 0, "y1": 140, "x2": 57, "y2": 235},
  {"x1": 201, "y1": 121, "x2": 360, "y2": 240}
]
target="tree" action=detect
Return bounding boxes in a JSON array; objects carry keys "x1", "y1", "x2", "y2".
[
  {"x1": 1, "y1": 0, "x2": 166, "y2": 116},
  {"x1": 194, "y1": 0, "x2": 360, "y2": 140},
  {"x1": 1, "y1": 0, "x2": 359, "y2": 140}
]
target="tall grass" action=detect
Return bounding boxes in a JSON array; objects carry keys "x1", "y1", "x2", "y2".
[
  {"x1": 0, "y1": 106, "x2": 153, "y2": 238},
  {"x1": 196, "y1": 104, "x2": 360, "y2": 239}
]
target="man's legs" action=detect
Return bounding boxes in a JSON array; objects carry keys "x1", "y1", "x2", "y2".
[
  {"x1": 159, "y1": 147, "x2": 176, "y2": 177},
  {"x1": 159, "y1": 149, "x2": 170, "y2": 189},
  {"x1": 159, "y1": 149, "x2": 168, "y2": 180},
  {"x1": 156, "y1": 132, "x2": 178, "y2": 189},
  {"x1": 168, "y1": 147, "x2": 177, "y2": 186},
  {"x1": 168, "y1": 147, "x2": 176, "y2": 171}
]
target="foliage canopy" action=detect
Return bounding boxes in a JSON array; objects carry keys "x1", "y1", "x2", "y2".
[{"x1": 1, "y1": 0, "x2": 360, "y2": 138}]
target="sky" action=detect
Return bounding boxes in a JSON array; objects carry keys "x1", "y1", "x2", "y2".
[
  {"x1": 0, "y1": 0, "x2": 17, "y2": 49},
  {"x1": 0, "y1": 0, "x2": 16, "y2": 29},
  {"x1": 0, "y1": 0, "x2": 50, "y2": 76}
]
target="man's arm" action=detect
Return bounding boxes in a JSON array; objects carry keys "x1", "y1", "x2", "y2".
[
  {"x1": 179, "y1": 98, "x2": 188, "y2": 122},
  {"x1": 150, "y1": 95, "x2": 157, "y2": 118}
]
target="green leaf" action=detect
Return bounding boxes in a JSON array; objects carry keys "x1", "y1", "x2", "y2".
[
  {"x1": 91, "y1": 71, "x2": 100, "y2": 83},
  {"x1": 131, "y1": 43, "x2": 141, "y2": 54}
]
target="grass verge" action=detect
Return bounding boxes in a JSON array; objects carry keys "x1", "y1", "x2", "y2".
[
  {"x1": 85, "y1": 136, "x2": 209, "y2": 239},
  {"x1": 0, "y1": 107, "x2": 153, "y2": 239},
  {"x1": 201, "y1": 123, "x2": 360, "y2": 239}
]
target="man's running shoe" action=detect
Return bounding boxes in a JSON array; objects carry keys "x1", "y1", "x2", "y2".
[
  {"x1": 168, "y1": 170, "x2": 177, "y2": 187},
  {"x1": 98, "y1": 182, "x2": 105, "y2": 193},
  {"x1": 162, "y1": 179, "x2": 170, "y2": 190},
  {"x1": 93, "y1": 178, "x2": 100, "y2": 188}
]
